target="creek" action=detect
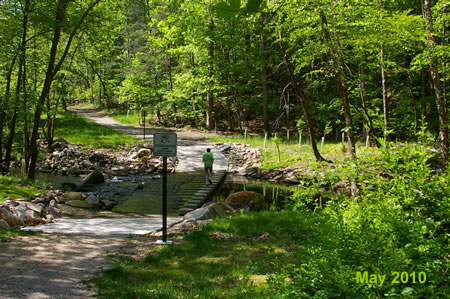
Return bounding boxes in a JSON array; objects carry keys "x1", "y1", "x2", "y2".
[{"x1": 34, "y1": 172, "x2": 296, "y2": 215}]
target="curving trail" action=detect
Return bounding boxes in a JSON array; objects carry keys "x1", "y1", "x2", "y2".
[{"x1": 0, "y1": 108, "x2": 228, "y2": 298}]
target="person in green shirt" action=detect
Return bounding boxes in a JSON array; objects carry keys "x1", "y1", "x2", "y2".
[{"x1": 202, "y1": 148, "x2": 214, "y2": 185}]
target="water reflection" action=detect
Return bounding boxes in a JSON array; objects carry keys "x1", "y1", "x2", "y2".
[{"x1": 212, "y1": 175, "x2": 295, "y2": 210}]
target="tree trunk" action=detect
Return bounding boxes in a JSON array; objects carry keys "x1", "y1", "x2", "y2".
[
  {"x1": 28, "y1": 0, "x2": 102, "y2": 180},
  {"x1": 359, "y1": 65, "x2": 369, "y2": 141},
  {"x1": 424, "y1": 0, "x2": 448, "y2": 165},
  {"x1": 320, "y1": 11, "x2": 356, "y2": 158},
  {"x1": 279, "y1": 30, "x2": 328, "y2": 162},
  {"x1": 206, "y1": 15, "x2": 214, "y2": 130},
  {"x1": 0, "y1": 51, "x2": 18, "y2": 166},
  {"x1": 260, "y1": 13, "x2": 270, "y2": 135},
  {"x1": 381, "y1": 45, "x2": 388, "y2": 145}
]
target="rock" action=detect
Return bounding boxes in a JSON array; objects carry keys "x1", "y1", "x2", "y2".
[
  {"x1": 0, "y1": 219, "x2": 10, "y2": 229},
  {"x1": 0, "y1": 207, "x2": 25, "y2": 227},
  {"x1": 23, "y1": 202, "x2": 43, "y2": 215},
  {"x1": 89, "y1": 153, "x2": 107, "y2": 163},
  {"x1": 81, "y1": 169, "x2": 105, "y2": 185},
  {"x1": 136, "y1": 148, "x2": 152, "y2": 159},
  {"x1": 184, "y1": 207, "x2": 209, "y2": 221},
  {"x1": 65, "y1": 200, "x2": 97, "y2": 209},
  {"x1": 22, "y1": 209, "x2": 42, "y2": 226},
  {"x1": 61, "y1": 182, "x2": 78, "y2": 190},
  {"x1": 61, "y1": 192, "x2": 84, "y2": 203},
  {"x1": 85, "y1": 195, "x2": 100, "y2": 206},
  {"x1": 218, "y1": 144, "x2": 231, "y2": 152},
  {"x1": 183, "y1": 201, "x2": 236, "y2": 221},
  {"x1": 101, "y1": 199, "x2": 117, "y2": 209},
  {"x1": 225, "y1": 191, "x2": 266, "y2": 210},
  {"x1": 56, "y1": 204, "x2": 92, "y2": 216}
]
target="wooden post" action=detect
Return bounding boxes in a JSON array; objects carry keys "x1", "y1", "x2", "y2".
[
  {"x1": 321, "y1": 136, "x2": 325, "y2": 152},
  {"x1": 299, "y1": 133, "x2": 302, "y2": 148},
  {"x1": 366, "y1": 135, "x2": 370, "y2": 148},
  {"x1": 264, "y1": 132, "x2": 268, "y2": 148},
  {"x1": 244, "y1": 128, "x2": 248, "y2": 143}
]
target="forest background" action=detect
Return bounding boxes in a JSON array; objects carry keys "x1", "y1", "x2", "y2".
[{"x1": 0, "y1": 0, "x2": 448, "y2": 176}]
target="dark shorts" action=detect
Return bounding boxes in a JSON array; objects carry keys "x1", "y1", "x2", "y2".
[{"x1": 204, "y1": 166, "x2": 213, "y2": 173}]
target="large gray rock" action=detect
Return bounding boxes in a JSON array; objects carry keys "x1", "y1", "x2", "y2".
[
  {"x1": 65, "y1": 200, "x2": 96, "y2": 209},
  {"x1": 61, "y1": 192, "x2": 84, "y2": 203},
  {"x1": 0, "y1": 207, "x2": 25, "y2": 227},
  {"x1": 81, "y1": 169, "x2": 105, "y2": 185},
  {"x1": 225, "y1": 191, "x2": 266, "y2": 210},
  {"x1": 183, "y1": 201, "x2": 235, "y2": 221},
  {"x1": 86, "y1": 195, "x2": 100, "y2": 206},
  {"x1": 0, "y1": 219, "x2": 10, "y2": 229}
]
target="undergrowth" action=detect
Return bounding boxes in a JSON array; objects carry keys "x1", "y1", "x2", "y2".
[{"x1": 92, "y1": 143, "x2": 448, "y2": 298}]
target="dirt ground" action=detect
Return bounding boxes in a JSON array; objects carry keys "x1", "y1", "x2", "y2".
[{"x1": 0, "y1": 231, "x2": 182, "y2": 298}]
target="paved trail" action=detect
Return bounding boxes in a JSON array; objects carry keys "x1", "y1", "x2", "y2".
[{"x1": 1, "y1": 108, "x2": 228, "y2": 298}]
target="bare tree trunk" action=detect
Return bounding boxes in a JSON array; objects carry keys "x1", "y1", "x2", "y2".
[
  {"x1": 0, "y1": 51, "x2": 18, "y2": 166},
  {"x1": 206, "y1": 15, "x2": 214, "y2": 130},
  {"x1": 381, "y1": 45, "x2": 388, "y2": 145},
  {"x1": 28, "y1": 0, "x2": 102, "y2": 180},
  {"x1": 359, "y1": 65, "x2": 369, "y2": 141},
  {"x1": 279, "y1": 30, "x2": 328, "y2": 162},
  {"x1": 320, "y1": 11, "x2": 356, "y2": 158},
  {"x1": 260, "y1": 13, "x2": 270, "y2": 135},
  {"x1": 424, "y1": 0, "x2": 448, "y2": 166}
]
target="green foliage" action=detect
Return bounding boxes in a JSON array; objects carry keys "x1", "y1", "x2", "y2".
[
  {"x1": 54, "y1": 111, "x2": 140, "y2": 148},
  {"x1": 0, "y1": 228, "x2": 41, "y2": 242},
  {"x1": 0, "y1": 175, "x2": 46, "y2": 202},
  {"x1": 92, "y1": 148, "x2": 448, "y2": 297}
]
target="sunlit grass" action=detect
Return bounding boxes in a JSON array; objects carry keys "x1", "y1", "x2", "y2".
[
  {"x1": 91, "y1": 211, "x2": 321, "y2": 298},
  {"x1": 54, "y1": 111, "x2": 140, "y2": 148},
  {"x1": 0, "y1": 228, "x2": 42, "y2": 242},
  {"x1": 0, "y1": 175, "x2": 46, "y2": 202},
  {"x1": 208, "y1": 134, "x2": 382, "y2": 169}
]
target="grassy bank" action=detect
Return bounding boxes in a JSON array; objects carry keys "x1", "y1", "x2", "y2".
[
  {"x1": 0, "y1": 175, "x2": 47, "y2": 203},
  {"x1": 54, "y1": 110, "x2": 140, "y2": 148},
  {"x1": 0, "y1": 228, "x2": 41, "y2": 242},
  {"x1": 92, "y1": 144, "x2": 449, "y2": 298},
  {"x1": 207, "y1": 134, "x2": 380, "y2": 170}
]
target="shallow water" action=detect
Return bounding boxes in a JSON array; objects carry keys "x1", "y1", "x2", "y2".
[{"x1": 211, "y1": 175, "x2": 295, "y2": 210}]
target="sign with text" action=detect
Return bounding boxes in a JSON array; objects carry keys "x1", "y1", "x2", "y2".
[{"x1": 153, "y1": 133, "x2": 177, "y2": 156}]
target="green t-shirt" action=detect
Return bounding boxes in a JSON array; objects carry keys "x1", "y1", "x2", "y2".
[{"x1": 202, "y1": 152, "x2": 214, "y2": 167}]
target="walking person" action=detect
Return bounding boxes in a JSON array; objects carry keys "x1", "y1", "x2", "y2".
[{"x1": 202, "y1": 148, "x2": 214, "y2": 185}]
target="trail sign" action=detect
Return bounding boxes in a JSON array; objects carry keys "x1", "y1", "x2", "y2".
[
  {"x1": 153, "y1": 133, "x2": 177, "y2": 156},
  {"x1": 153, "y1": 132, "x2": 177, "y2": 244}
]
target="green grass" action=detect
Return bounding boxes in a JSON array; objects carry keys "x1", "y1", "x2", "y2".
[
  {"x1": 0, "y1": 228, "x2": 41, "y2": 242},
  {"x1": 54, "y1": 111, "x2": 140, "y2": 148},
  {"x1": 0, "y1": 175, "x2": 46, "y2": 203},
  {"x1": 208, "y1": 134, "x2": 381, "y2": 170},
  {"x1": 91, "y1": 211, "x2": 320, "y2": 298},
  {"x1": 91, "y1": 145, "x2": 448, "y2": 298},
  {"x1": 107, "y1": 110, "x2": 143, "y2": 126}
]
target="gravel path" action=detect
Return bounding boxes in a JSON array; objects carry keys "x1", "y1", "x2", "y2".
[
  {"x1": 0, "y1": 233, "x2": 179, "y2": 298},
  {"x1": 0, "y1": 108, "x2": 227, "y2": 298}
]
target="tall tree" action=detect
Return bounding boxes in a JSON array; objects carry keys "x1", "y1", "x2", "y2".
[{"x1": 423, "y1": 0, "x2": 448, "y2": 165}]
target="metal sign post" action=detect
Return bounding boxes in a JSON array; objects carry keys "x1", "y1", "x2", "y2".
[{"x1": 153, "y1": 132, "x2": 177, "y2": 245}]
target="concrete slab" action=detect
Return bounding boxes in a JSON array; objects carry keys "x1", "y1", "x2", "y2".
[{"x1": 22, "y1": 216, "x2": 183, "y2": 235}]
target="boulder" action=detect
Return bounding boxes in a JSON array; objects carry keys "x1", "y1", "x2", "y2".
[
  {"x1": 183, "y1": 207, "x2": 210, "y2": 221},
  {"x1": 136, "y1": 148, "x2": 152, "y2": 159},
  {"x1": 89, "y1": 153, "x2": 107, "y2": 163},
  {"x1": 56, "y1": 204, "x2": 93, "y2": 216},
  {"x1": 61, "y1": 192, "x2": 84, "y2": 203},
  {"x1": 0, "y1": 207, "x2": 25, "y2": 227},
  {"x1": 81, "y1": 169, "x2": 105, "y2": 185},
  {"x1": 86, "y1": 195, "x2": 100, "y2": 206},
  {"x1": 183, "y1": 201, "x2": 236, "y2": 221},
  {"x1": 0, "y1": 219, "x2": 10, "y2": 229},
  {"x1": 65, "y1": 200, "x2": 96, "y2": 209},
  {"x1": 225, "y1": 191, "x2": 266, "y2": 210}
]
